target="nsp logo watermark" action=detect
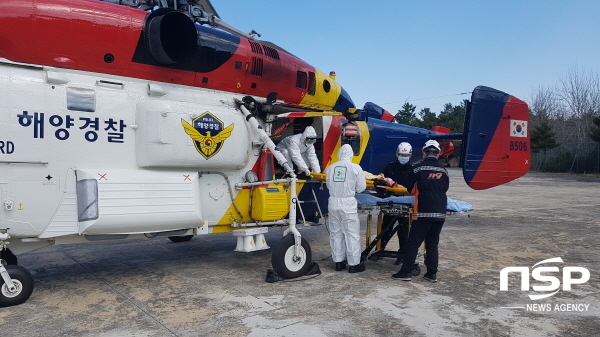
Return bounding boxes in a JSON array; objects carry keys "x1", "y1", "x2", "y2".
[{"x1": 500, "y1": 257, "x2": 590, "y2": 300}]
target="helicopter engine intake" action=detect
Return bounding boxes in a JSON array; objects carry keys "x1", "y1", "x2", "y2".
[{"x1": 146, "y1": 9, "x2": 197, "y2": 65}]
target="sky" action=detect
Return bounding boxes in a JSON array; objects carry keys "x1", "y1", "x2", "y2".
[{"x1": 214, "y1": 1, "x2": 600, "y2": 115}]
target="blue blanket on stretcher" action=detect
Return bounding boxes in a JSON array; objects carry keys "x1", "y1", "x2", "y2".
[{"x1": 354, "y1": 193, "x2": 473, "y2": 212}]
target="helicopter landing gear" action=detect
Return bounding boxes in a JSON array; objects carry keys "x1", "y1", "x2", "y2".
[
  {"x1": 0, "y1": 264, "x2": 34, "y2": 307},
  {"x1": 0, "y1": 230, "x2": 33, "y2": 307},
  {"x1": 271, "y1": 234, "x2": 312, "y2": 279}
]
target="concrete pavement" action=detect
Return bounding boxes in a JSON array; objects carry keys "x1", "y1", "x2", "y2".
[{"x1": 0, "y1": 169, "x2": 598, "y2": 336}]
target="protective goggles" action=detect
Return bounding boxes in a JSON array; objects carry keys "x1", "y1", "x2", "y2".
[{"x1": 305, "y1": 138, "x2": 317, "y2": 144}]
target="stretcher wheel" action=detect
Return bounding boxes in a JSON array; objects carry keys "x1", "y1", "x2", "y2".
[{"x1": 411, "y1": 264, "x2": 421, "y2": 276}]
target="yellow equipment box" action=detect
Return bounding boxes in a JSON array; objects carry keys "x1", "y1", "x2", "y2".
[{"x1": 251, "y1": 185, "x2": 290, "y2": 221}]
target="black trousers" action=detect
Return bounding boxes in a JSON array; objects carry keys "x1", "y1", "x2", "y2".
[
  {"x1": 401, "y1": 218, "x2": 444, "y2": 274},
  {"x1": 381, "y1": 215, "x2": 409, "y2": 255}
]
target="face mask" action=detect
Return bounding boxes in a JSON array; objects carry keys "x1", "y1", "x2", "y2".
[
  {"x1": 305, "y1": 138, "x2": 316, "y2": 145},
  {"x1": 398, "y1": 157, "x2": 410, "y2": 164}
]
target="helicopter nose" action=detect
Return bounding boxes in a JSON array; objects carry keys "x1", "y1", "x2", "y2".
[{"x1": 333, "y1": 87, "x2": 355, "y2": 111}]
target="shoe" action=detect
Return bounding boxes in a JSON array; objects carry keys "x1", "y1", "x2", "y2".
[
  {"x1": 335, "y1": 261, "x2": 347, "y2": 271},
  {"x1": 422, "y1": 272, "x2": 437, "y2": 283},
  {"x1": 391, "y1": 270, "x2": 412, "y2": 281},
  {"x1": 348, "y1": 263, "x2": 365, "y2": 273}
]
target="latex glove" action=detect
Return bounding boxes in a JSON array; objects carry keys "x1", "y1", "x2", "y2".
[{"x1": 300, "y1": 168, "x2": 311, "y2": 176}]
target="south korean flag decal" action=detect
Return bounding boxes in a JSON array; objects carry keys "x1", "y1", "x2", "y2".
[{"x1": 510, "y1": 120, "x2": 528, "y2": 137}]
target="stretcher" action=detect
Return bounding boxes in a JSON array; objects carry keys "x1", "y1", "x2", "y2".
[
  {"x1": 356, "y1": 194, "x2": 473, "y2": 276},
  {"x1": 310, "y1": 173, "x2": 411, "y2": 196},
  {"x1": 312, "y1": 172, "x2": 472, "y2": 274},
  {"x1": 358, "y1": 200, "x2": 422, "y2": 275}
]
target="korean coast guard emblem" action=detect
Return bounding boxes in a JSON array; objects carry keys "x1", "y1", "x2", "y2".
[{"x1": 181, "y1": 112, "x2": 234, "y2": 159}]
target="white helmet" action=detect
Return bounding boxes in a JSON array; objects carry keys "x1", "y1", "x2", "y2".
[
  {"x1": 423, "y1": 140, "x2": 441, "y2": 152},
  {"x1": 397, "y1": 142, "x2": 412, "y2": 155}
]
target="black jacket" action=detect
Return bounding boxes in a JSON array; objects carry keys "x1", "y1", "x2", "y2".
[
  {"x1": 405, "y1": 156, "x2": 449, "y2": 219},
  {"x1": 382, "y1": 160, "x2": 413, "y2": 187}
]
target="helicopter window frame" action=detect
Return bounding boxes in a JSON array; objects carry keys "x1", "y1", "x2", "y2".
[
  {"x1": 67, "y1": 86, "x2": 96, "y2": 112},
  {"x1": 77, "y1": 178, "x2": 99, "y2": 222},
  {"x1": 341, "y1": 119, "x2": 361, "y2": 156},
  {"x1": 323, "y1": 79, "x2": 331, "y2": 93},
  {"x1": 296, "y1": 71, "x2": 307, "y2": 89}
]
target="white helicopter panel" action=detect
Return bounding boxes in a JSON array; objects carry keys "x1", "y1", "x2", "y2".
[
  {"x1": 77, "y1": 169, "x2": 202, "y2": 235},
  {"x1": 1, "y1": 166, "x2": 66, "y2": 238},
  {"x1": 135, "y1": 100, "x2": 251, "y2": 169}
]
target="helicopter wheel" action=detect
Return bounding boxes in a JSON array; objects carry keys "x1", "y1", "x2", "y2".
[
  {"x1": 168, "y1": 235, "x2": 194, "y2": 243},
  {"x1": 271, "y1": 234, "x2": 312, "y2": 279},
  {"x1": 1, "y1": 249, "x2": 18, "y2": 266},
  {"x1": 0, "y1": 265, "x2": 34, "y2": 307}
]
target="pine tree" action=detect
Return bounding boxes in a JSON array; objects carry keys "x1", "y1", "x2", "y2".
[
  {"x1": 590, "y1": 115, "x2": 600, "y2": 142},
  {"x1": 530, "y1": 120, "x2": 559, "y2": 153},
  {"x1": 418, "y1": 107, "x2": 438, "y2": 129},
  {"x1": 395, "y1": 102, "x2": 419, "y2": 125},
  {"x1": 437, "y1": 101, "x2": 466, "y2": 133}
]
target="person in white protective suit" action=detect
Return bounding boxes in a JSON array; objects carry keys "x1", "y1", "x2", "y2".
[
  {"x1": 325, "y1": 144, "x2": 367, "y2": 273},
  {"x1": 276, "y1": 126, "x2": 321, "y2": 176}
]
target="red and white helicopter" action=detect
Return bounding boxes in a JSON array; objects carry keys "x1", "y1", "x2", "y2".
[{"x1": 0, "y1": 0, "x2": 530, "y2": 306}]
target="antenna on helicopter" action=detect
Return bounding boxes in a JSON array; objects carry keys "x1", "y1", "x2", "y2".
[{"x1": 248, "y1": 30, "x2": 262, "y2": 39}]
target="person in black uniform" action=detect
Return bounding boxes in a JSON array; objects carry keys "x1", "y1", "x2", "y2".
[
  {"x1": 392, "y1": 140, "x2": 449, "y2": 283},
  {"x1": 380, "y1": 142, "x2": 413, "y2": 264}
]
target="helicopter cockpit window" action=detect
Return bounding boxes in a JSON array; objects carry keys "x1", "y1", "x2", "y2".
[
  {"x1": 308, "y1": 72, "x2": 316, "y2": 96},
  {"x1": 296, "y1": 71, "x2": 307, "y2": 89},
  {"x1": 323, "y1": 79, "x2": 331, "y2": 93},
  {"x1": 67, "y1": 87, "x2": 96, "y2": 112}
]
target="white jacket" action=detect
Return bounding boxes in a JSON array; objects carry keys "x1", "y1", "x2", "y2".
[
  {"x1": 276, "y1": 126, "x2": 321, "y2": 173},
  {"x1": 325, "y1": 144, "x2": 366, "y2": 201},
  {"x1": 325, "y1": 144, "x2": 367, "y2": 266}
]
